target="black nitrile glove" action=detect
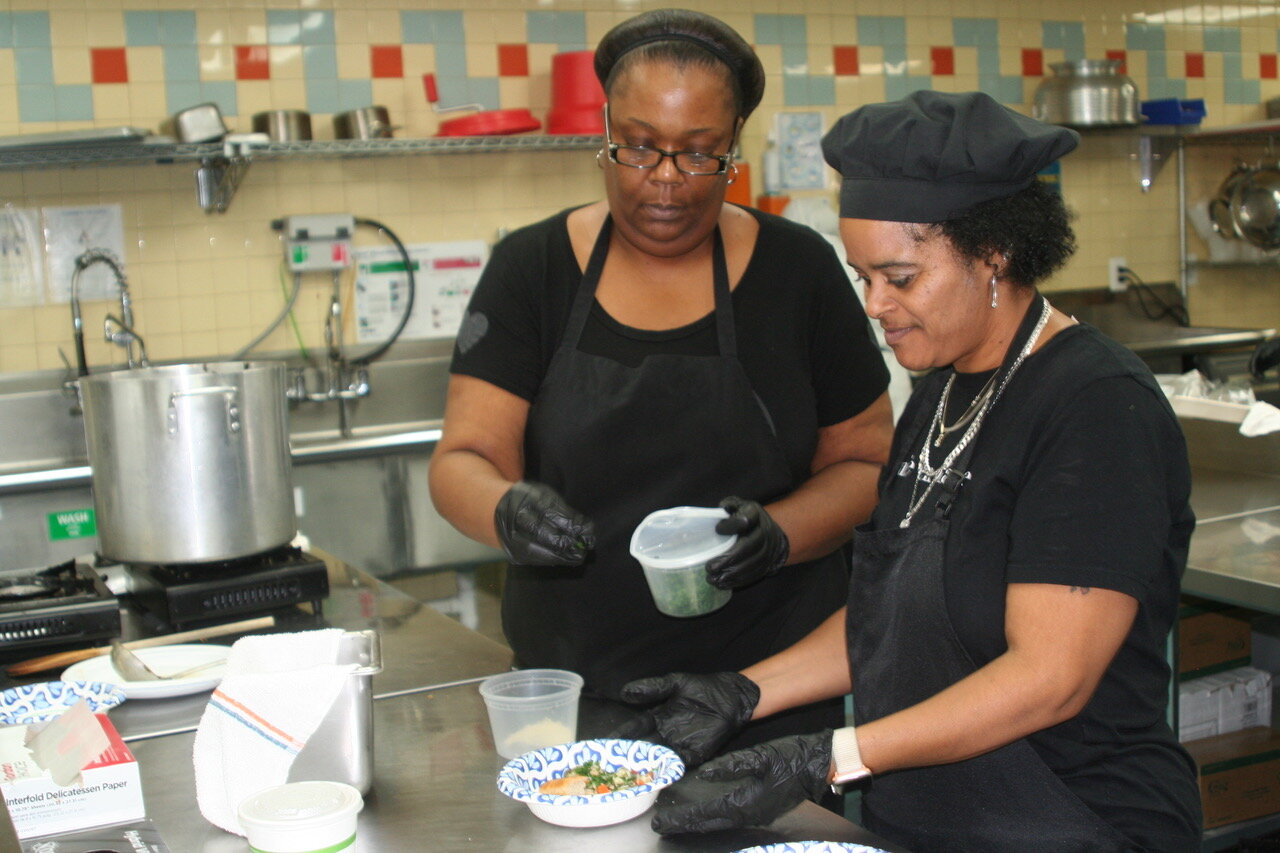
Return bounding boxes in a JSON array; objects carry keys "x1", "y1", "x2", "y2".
[
  {"x1": 704, "y1": 496, "x2": 790, "y2": 590},
  {"x1": 494, "y1": 481, "x2": 594, "y2": 566},
  {"x1": 651, "y1": 730, "x2": 833, "y2": 835},
  {"x1": 611, "y1": 672, "x2": 760, "y2": 767}
]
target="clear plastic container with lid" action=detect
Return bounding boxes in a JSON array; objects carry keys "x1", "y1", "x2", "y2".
[
  {"x1": 238, "y1": 780, "x2": 364, "y2": 853},
  {"x1": 630, "y1": 506, "x2": 737, "y2": 618}
]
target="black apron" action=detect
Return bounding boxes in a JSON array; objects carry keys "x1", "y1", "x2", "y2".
[
  {"x1": 506, "y1": 216, "x2": 846, "y2": 739},
  {"x1": 847, "y1": 296, "x2": 1139, "y2": 853}
]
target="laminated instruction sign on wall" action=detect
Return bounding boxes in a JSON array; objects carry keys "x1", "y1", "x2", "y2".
[{"x1": 352, "y1": 240, "x2": 488, "y2": 343}]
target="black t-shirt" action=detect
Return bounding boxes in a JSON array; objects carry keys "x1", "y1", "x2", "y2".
[
  {"x1": 452, "y1": 206, "x2": 890, "y2": 484},
  {"x1": 874, "y1": 322, "x2": 1201, "y2": 849}
]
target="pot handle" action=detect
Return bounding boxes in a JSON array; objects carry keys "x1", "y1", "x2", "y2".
[{"x1": 167, "y1": 385, "x2": 240, "y2": 435}]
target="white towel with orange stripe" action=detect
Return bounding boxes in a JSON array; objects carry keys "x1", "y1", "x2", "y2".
[{"x1": 192, "y1": 628, "x2": 358, "y2": 835}]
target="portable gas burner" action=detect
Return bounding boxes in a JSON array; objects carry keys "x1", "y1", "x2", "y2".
[
  {"x1": 126, "y1": 545, "x2": 329, "y2": 629},
  {"x1": 0, "y1": 560, "x2": 121, "y2": 655}
]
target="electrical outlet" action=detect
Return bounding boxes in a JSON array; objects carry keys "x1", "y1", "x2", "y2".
[{"x1": 1108, "y1": 257, "x2": 1127, "y2": 292}]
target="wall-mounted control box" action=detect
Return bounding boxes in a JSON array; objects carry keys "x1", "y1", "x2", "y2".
[{"x1": 277, "y1": 214, "x2": 355, "y2": 273}]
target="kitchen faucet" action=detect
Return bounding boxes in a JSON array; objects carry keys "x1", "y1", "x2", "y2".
[{"x1": 69, "y1": 248, "x2": 148, "y2": 375}]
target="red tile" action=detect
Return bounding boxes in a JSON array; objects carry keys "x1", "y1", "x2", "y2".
[
  {"x1": 498, "y1": 44, "x2": 529, "y2": 77},
  {"x1": 931, "y1": 46, "x2": 954, "y2": 76},
  {"x1": 371, "y1": 45, "x2": 403, "y2": 79},
  {"x1": 235, "y1": 45, "x2": 270, "y2": 80},
  {"x1": 91, "y1": 47, "x2": 127, "y2": 84},
  {"x1": 1021, "y1": 48, "x2": 1043, "y2": 77},
  {"x1": 1185, "y1": 52, "x2": 1204, "y2": 78},
  {"x1": 1262, "y1": 54, "x2": 1278, "y2": 80},
  {"x1": 833, "y1": 45, "x2": 859, "y2": 76},
  {"x1": 1106, "y1": 49, "x2": 1127, "y2": 74}
]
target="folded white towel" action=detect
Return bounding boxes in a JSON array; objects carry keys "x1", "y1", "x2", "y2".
[
  {"x1": 1241, "y1": 401, "x2": 1280, "y2": 437},
  {"x1": 192, "y1": 628, "x2": 357, "y2": 835}
]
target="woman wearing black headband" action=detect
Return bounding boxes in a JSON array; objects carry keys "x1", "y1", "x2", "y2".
[
  {"x1": 637, "y1": 91, "x2": 1200, "y2": 850},
  {"x1": 430, "y1": 8, "x2": 893, "y2": 753}
]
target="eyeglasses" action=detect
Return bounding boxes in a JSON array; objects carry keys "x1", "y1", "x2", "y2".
[{"x1": 603, "y1": 107, "x2": 735, "y2": 177}]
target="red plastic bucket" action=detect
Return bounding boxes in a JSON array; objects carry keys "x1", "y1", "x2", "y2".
[{"x1": 547, "y1": 50, "x2": 605, "y2": 135}]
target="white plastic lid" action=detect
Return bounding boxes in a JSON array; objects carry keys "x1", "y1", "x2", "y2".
[
  {"x1": 239, "y1": 781, "x2": 363, "y2": 853},
  {"x1": 629, "y1": 506, "x2": 736, "y2": 570}
]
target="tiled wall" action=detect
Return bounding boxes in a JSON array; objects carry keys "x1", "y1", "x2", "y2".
[{"x1": 0, "y1": 0, "x2": 1278, "y2": 376}]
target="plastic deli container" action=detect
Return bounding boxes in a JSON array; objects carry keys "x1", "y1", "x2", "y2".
[
  {"x1": 480, "y1": 669, "x2": 584, "y2": 759},
  {"x1": 630, "y1": 507, "x2": 736, "y2": 618},
  {"x1": 238, "y1": 780, "x2": 364, "y2": 853}
]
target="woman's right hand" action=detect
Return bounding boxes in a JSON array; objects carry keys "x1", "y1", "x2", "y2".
[
  {"x1": 613, "y1": 671, "x2": 760, "y2": 767},
  {"x1": 494, "y1": 481, "x2": 595, "y2": 566}
]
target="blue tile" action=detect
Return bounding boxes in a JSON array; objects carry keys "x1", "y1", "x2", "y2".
[
  {"x1": 335, "y1": 78, "x2": 373, "y2": 111},
  {"x1": 336, "y1": 79, "x2": 373, "y2": 112},
  {"x1": 526, "y1": 11, "x2": 559, "y2": 45},
  {"x1": 201, "y1": 81, "x2": 238, "y2": 118},
  {"x1": 856, "y1": 16, "x2": 880, "y2": 45},
  {"x1": 953, "y1": 18, "x2": 998, "y2": 48},
  {"x1": 165, "y1": 81, "x2": 202, "y2": 115},
  {"x1": 17, "y1": 86, "x2": 54, "y2": 122},
  {"x1": 433, "y1": 11, "x2": 466, "y2": 44},
  {"x1": 303, "y1": 44, "x2": 338, "y2": 80},
  {"x1": 1203, "y1": 26, "x2": 1239, "y2": 54},
  {"x1": 557, "y1": 41, "x2": 588, "y2": 53},
  {"x1": 1042, "y1": 21, "x2": 1085, "y2": 59},
  {"x1": 1233, "y1": 78, "x2": 1261, "y2": 106},
  {"x1": 159, "y1": 11, "x2": 196, "y2": 46},
  {"x1": 555, "y1": 12, "x2": 586, "y2": 47},
  {"x1": 124, "y1": 11, "x2": 160, "y2": 47},
  {"x1": 1125, "y1": 23, "x2": 1164, "y2": 51},
  {"x1": 401, "y1": 12, "x2": 435, "y2": 45},
  {"x1": 976, "y1": 47, "x2": 1001, "y2": 76},
  {"x1": 884, "y1": 74, "x2": 916, "y2": 101},
  {"x1": 434, "y1": 42, "x2": 468, "y2": 77},
  {"x1": 434, "y1": 75, "x2": 469, "y2": 108},
  {"x1": 13, "y1": 48, "x2": 52, "y2": 86},
  {"x1": 807, "y1": 75, "x2": 834, "y2": 106},
  {"x1": 881, "y1": 44, "x2": 908, "y2": 72},
  {"x1": 12, "y1": 12, "x2": 49, "y2": 48},
  {"x1": 755, "y1": 14, "x2": 782, "y2": 45},
  {"x1": 306, "y1": 79, "x2": 341, "y2": 115},
  {"x1": 163, "y1": 45, "x2": 200, "y2": 82},
  {"x1": 54, "y1": 84, "x2": 93, "y2": 122},
  {"x1": 468, "y1": 77, "x2": 500, "y2": 111},
  {"x1": 992, "y1": 75, "x2": 1025, "y2": 104},
  {"x1": 876, "y1": 17, "x2": 907, "y2": 48},
  {"x1": 782, "y1": 75, "x2": 808, "y2": 106},
  {"x1": 1222, "y1": 51, "x2": 1243, "y2": 81},
  {"x1": 1147, "y1": 49, "x2": 1167, "y2": 79},
  {"x1": 782, "y1": 43, "x2": 808, "y2": 74},
  {"x1": 267, "y1": 10, "x2": 303, "y2": 46},
  {"x1": 780, "y1": 15, "x2": 807, "y2": 45},
  {"x1": 300, "y1": 10, "x2": 335, "y2": 46}
]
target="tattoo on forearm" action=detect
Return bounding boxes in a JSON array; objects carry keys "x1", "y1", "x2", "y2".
[{"x1": 1069, "y1": 586, "x2": 1092, "y2": 594}]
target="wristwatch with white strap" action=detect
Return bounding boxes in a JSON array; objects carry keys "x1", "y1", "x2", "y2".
[{"x1": 828, "y1": 726, "x2": 873, "y2": 792}]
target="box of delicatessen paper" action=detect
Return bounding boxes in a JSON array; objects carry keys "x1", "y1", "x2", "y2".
[{"x1": 0, "y1": 705, "x2": 144, "y2": 839}]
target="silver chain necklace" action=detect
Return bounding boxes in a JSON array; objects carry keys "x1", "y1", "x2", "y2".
[{"x1": 900, "y1": 299, "x2": 1053, "y2": 529}]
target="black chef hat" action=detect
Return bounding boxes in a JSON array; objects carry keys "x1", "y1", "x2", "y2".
[{"x1": 821, "y1": 90, "x2": 1079, "y2": 223}]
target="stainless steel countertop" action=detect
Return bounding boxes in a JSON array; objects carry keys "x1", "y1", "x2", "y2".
[
  {"x1": 36, "y1": 552, "x2": 514, "y2": 742},
  {"x1": 128, "y1": 683, "x2": 905, "y2": 853},
  {"x1": 1185, "y1": 507, "x2": 1280, "y2": 612}
]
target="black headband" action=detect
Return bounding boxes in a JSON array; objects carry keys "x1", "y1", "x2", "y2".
[{"x1": 613, "y1": 32, "x2": 738, "y2": 73}]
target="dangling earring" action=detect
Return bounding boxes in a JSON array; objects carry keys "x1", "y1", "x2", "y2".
[
  {"x1": 596, "y1": 149, "x2": 605, "y2": 168},
  {"x1": 726, "y1": 163, "x2": 739, "y2": 185},
  {"x1": 990, "y1": 275, "x2": 999, "y2": 309}
]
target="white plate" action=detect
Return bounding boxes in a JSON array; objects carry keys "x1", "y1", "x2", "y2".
[{"x1": 62, "y1": 644, "x2": 231, "y2": 700}]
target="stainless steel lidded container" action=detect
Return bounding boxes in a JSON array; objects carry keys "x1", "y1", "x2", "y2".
[
  {"x1": 79, "y1": 361, "x2": 295, "y2": 565},
  {"x1": 1032, "y1": 59, "x2": 1140, "y2": 127}
]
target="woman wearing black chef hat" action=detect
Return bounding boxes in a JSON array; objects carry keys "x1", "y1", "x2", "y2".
[
  {"x1": 428, "y1": 8, "x2": 893, "y2": 750},
  {"x1": 628, "y1": 90, "x2": 1202, "y2": 851}
]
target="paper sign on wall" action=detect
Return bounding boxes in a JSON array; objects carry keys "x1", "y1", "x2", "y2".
[
  {"x1": 352, "y1": 241, "x2": 488, "y2": 343},
  {"x1": 773, "y1": 112, "x2": 826, "y2": 191},
  {"x1": 43, "y1": 204, "x2": 126, "y2": 304}
]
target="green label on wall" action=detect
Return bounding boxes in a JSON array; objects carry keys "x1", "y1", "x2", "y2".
[{"x1": 48, "y1": 508, "x2": 97, "y2": 541}]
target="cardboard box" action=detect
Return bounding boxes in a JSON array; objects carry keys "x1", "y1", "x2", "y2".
[
  {"x1": 1179, "y1": 600, "x2": 1251, "y2": 678},
  {"x1": 0, "y1": 714, "x2": 145, "y2": 839},
  {"x1": 1179, "y1": 666, "x2": 1273, "y2": 742},
  {"x1": 1186, "y1": 726, "x2": 1280, "y2": 829}
]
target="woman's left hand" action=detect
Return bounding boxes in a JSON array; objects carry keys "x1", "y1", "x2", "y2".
[
  {"x1": 704, "y1": 497, "x2": 790, "y2": 589},
  {"x1": 651, "y1": 731, "x2": 832, "y2": 834}
]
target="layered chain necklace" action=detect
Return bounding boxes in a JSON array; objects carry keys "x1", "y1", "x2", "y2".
[{"x1": 900, "y1": 298, "x2": 1052, "y2": 529}]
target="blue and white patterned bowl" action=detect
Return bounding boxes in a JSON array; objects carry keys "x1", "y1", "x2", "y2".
[
  {"x1": 735, "y1": 844, "x2": 891, "y2": 853},
  {"x1": 0, "y1": 680, "x2": 127, "y2": 725},
  {"x1": 497, "y1": 738, "x2": 684, "y2": 828}
]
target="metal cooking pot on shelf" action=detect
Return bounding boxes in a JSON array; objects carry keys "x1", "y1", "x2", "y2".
[
  {"x1": 78, "y1": 361, "x2": 296, "y2": 565},
  {"x1": 1230, "y1": 164, "x2": 1280, "y2": 250},
  {"x1": 252, "y1": 109, "x2": 312, "y2": 142},
  {"x1": 1032, "y1": 59, "x2": 1140, "y2": 127},
  {"x1": 333, "y1": 106, "x2": 394, "y2": 140}
]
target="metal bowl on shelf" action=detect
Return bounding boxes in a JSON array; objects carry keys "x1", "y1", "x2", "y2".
[
  {"x1": 1230, "y1": 164, "x2": 1280, "y2": 249},
  {"x1": 1210, "y1": 164, "x2": 1254, "y2": 240}
]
